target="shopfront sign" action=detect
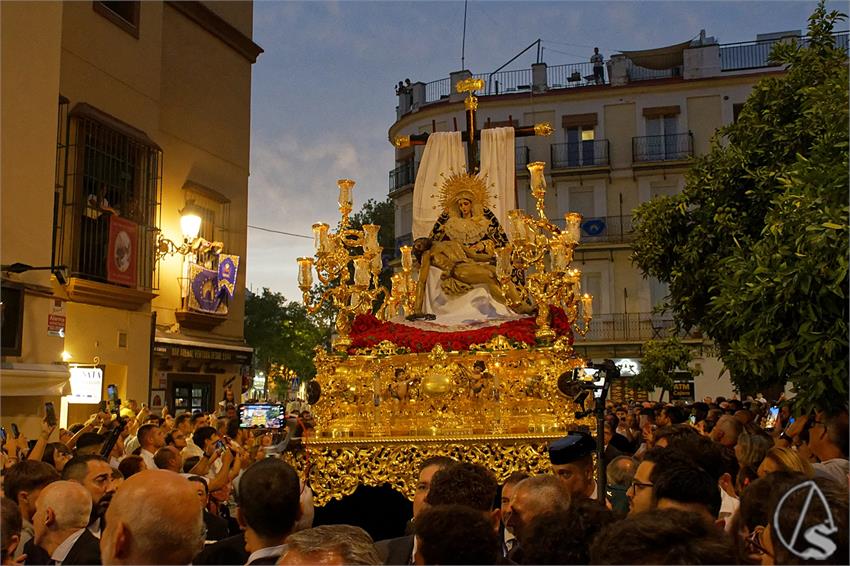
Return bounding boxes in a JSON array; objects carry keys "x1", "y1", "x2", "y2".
[{"x1": 67, "y1": 366, "x2": 103, "y2": 404}]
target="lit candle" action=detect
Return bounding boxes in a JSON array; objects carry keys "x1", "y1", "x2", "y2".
[
  {"x1": 337, "y1": 179, "x2": 355, "y2": 210},
  {"x1": 582, "y1": 293, "x2": 593, "y2": 318},
  {"x1": 550, "y1": 240, "x2": 567, "y2": 272},
  {"x1": 527, "y1": 161, "x2": 547, "y2": 196},
  {"x1": 296, "y1": 257, "x2": 314, "y2": 290},
  {"x1": 496, "y1": 245, "x2": 513, "y2": 279},
  {"x1": 353, "y1": 257, "x2": 370, "y2": 288},
  {"x1": 564, "y1": 212, "x2": 582, "y2": 245},
  {"x1": 312, "y1": 223, "x2": 329, "y2": 252},
  {"x1": 400, "y1": 245, "x2": 413, "y2": 272},
  {"x1": 363, "y1": 224, "x2": 380, "y2": 253},
  {"x1": 508, "y1": 210, "x2": 526, "y2": 242}
]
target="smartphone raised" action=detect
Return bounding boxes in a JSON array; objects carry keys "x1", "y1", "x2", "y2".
[
  {"x1": 688, "y1": 414, "x2": 696, "y2": 425},
  {"x1": 45, "y1": 402, "x2": 58, "y2": 427},
  {"x1": 764, "y1": 405, "x2": 780, "y2": 430}
]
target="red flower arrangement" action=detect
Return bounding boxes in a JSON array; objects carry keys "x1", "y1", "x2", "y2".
[{"x1": 349, "y1": 306, "x2": 574, "y2": 354}]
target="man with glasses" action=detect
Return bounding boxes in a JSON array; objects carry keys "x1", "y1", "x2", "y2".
[{"x1": 809, "y1": 409, "x2": 849, "y2": 485}]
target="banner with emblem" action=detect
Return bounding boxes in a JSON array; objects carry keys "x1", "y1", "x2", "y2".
[
  {"x1": 107, "y1": 216, "x2": 138, "y2": 286},
  {"x1": 217, "y1": 254, "x2": 240, "y2": 299},
  {"x1": 188, "y1": 264, "x2": 227, "y2": 314}
]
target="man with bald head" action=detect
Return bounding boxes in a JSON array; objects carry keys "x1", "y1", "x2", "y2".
[
  {"x1": 31, "y1": 481, "x2": 101, "y2": 565},
  {"x1": 505, "y1": 476, "x2": 571, "y2": 562},
  {"x1": 99, "y1": 470, "x2": 205, "y2": 565}
]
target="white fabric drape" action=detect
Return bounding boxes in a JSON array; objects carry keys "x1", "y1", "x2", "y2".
[
  {"x1": 478, "y1": 127, "x2": 516, "y2": 229},
  {"x1": 412, "y1": 132, "x2": 465, "y2": 240},
  {"x1": 422, "y1": 266, "x2": 521, "y2": 324}
]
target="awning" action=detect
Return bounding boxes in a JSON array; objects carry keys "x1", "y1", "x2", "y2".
[
  {"x1": 0, "y1": 363, "x2": 71, "y2": 397},
  {"x1": 620, "y1": 38, "x2": 694, "y2": 70}
]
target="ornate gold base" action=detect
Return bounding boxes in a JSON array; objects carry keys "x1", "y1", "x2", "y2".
[
  {"x1": 283, "y1": 434, "x2": 564, "y2": 506},
  {"x1": 298, "y1": 338, "x2": 594, "y2": 505}
]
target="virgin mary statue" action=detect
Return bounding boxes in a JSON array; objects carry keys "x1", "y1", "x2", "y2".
[{"x1": 412, "y1": 171, "x2": 531, "y2": 322}]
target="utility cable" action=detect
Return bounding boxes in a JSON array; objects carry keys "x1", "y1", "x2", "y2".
[{"x1": 247, "y1": 225, "x2": 312, "y2": 239}]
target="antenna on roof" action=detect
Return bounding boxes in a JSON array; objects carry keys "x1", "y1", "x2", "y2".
[{"x1": 461, "y1": 0, "x2": 468, "y2": 70}]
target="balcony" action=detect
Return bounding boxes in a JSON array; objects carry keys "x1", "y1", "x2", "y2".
[
  {"x1": 389, "y1": 160, "x2": 417, "y2": 194},
  {"x1": 575, "y1": 312, "x2": 702, "y2": 343},
  {"x1": 551, "y1": 140, "x2": 610, "y2": 170},
  {"x1": 515, "y1": 146, "x2": 529, "y2": 170},
  {"x1": 549, "y1": 215, "x2": 634, "y2": 245},
  {"x1": 632, "y1": 132, "x2": 693, "y2": 163},
  {"x1": 720, "y1": 31, "x2": 848, "y2": 71}
]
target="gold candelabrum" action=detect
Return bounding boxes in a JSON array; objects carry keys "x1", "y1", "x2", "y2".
[
  {"x1": 387, "y1": 245, "x2": 416, "y2": 319},
  {"x1": 298, "y1": 179, "x2": 390, "y2": 352},
  {"x1": 498, "y1": 161, "x2": 593, "y2": 342}
]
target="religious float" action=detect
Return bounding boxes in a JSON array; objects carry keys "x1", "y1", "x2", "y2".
[{"x1": 288, "y1": 79, "x2": 599, "y2": 506}]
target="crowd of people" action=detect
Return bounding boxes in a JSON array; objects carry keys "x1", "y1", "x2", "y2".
[{"x1": 0, "y1": 391, "x2": 847, "y2": 565}]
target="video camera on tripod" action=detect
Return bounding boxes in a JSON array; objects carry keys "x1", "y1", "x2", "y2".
[{"x1": 557, "y1": 359, "x2": 619, "y2": 418}]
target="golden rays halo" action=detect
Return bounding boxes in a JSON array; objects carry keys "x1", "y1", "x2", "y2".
[{"x1": 433, "y1": 169, "x2": 493, "y2": 212}]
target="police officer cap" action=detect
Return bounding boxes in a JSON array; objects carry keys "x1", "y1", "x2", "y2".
[{"x1": 548, "y1": 431, "x2": 595, "y2": 465}]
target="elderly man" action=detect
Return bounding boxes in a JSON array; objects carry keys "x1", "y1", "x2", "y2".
[
  {"x1": 505, "y1": 476, "x2": 571, "y2": 562},
  {"x1": 62, "y1": 455, "x2": 117, "y2": 538},
  {"x1": 99, "y1": 470, "x2": 204, "y2": 565},
  {"x1": 280, "y1": 525, "x2": 382, "y2": 565},
  {"x1": 549, "y1": 431, "x2": 598, "y2": 500},
  {"x1": 31, "y1": 481, "x2": 101, "y2": 565}
]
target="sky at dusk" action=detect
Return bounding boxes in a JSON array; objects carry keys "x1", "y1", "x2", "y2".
[{"x1": 246, "y1": 0, "x2": 847, "y2": 301}]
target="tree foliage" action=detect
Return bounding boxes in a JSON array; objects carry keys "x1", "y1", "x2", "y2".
[
  {"x1": 243, "y1": 288, "x2": 327, "y2": 380},
  {"x1": 631, "y1": 2, "x2": 849, "y2": 413},
  {"x1": 631, "y1": 338, "x2": 701, "y2": 397}
]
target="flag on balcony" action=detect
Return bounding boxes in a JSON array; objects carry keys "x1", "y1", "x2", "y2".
[
  {"x1": 188, "y1": 264, "x2": 226, "y2": 314},
  {"x1": 218, "y1": 254, "x2": 240, "y2": 299},
  {"x1": 107, "y1": 216, "x2": 138, "y2": 286},
  {"x1": 582, "y1": 218, "x2": 606, "y2": 236}
]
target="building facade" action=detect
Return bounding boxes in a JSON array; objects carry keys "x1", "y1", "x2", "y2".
[
  {"x1": 387, "y1": 30, "x2": 847, "y2": 402},
  {"x1": 1, "y1": 1, "x2": 260, "y2": 434}
]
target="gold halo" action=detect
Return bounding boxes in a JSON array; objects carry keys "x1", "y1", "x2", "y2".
[{"x1": 436, "y1": 171, "x2": 492, "y2": 212}]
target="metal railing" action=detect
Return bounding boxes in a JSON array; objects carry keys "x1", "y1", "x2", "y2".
[
  {"x1": 549, "y1": 215, "x2": 634, "y2": 244},
  {"x1": 632, "y1": 132, "x2": 693, "y2": 162},
  {"x1": 487, "y1": 68, "x2": 533, "y2": 95},
  {"x1": 425, "y1": 78, "x2": 451, "y2": 102},
  {"x1": 389, "y1": 160, "x2": 416, "y2": 193},
  {"x1": 551, "y1": 140, "x2": 610, "y2": 169},
  {"x1": 720, "y1": 31, "x2": 849, "y2": 71},
  {"x1": 575, "y1": 312, "x2": 701, "y2": 343},
  {"x1": 548, "y1": 62, "x2": 597, "y2": 88},
  {"x1": 515, "y1": 146, "x2": 529, "y2": 169}
]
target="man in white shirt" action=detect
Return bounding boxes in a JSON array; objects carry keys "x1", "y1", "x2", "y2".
[
  {"x1": 32, "y1": 481, "x2": 101, "y2": 565},
  {"x1": 809, "y1": 409, "x2": 849, "y2": 485},
  {"x1": 591, "y1": 47, "x2": 604, "y2": 84},
  {"x1": 137, "y1": 423, "x2": 165, "y2": 470}
]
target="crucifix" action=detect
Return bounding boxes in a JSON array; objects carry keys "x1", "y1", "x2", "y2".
[{"x1": 392, "y1": 77, "x2": 553, "y2": 171}]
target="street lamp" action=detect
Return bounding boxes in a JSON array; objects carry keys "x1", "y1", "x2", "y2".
[
  {"x1": 156, "y1": 200, "x2": 221, "y2": 259},
  {"x1": 0, "y1": 263, "x2": 68, "y2": 285}
]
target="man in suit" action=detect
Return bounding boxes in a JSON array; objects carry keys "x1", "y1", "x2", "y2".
[
  {"x1": 504, "y1": 476, "x2": 571, "y2": 563},
  {"x1": 29, "y1": 480, "x2": 101, "y2": 565},
  {"x1": 238, "y1": 458, "x2": 302, "y2": 565},
  {"x1": 99, "y1": 470, "x2": 204, "y2": 565},
  {"x1": 375, "y1": 456, "x2": 455, "y2": 565},
  {"x1": 187, "y1": 476, "x2": 229, "y2": 542}
]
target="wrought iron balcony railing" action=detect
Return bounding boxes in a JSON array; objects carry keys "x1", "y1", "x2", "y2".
[
  {"x1": 632, "y1": 132, "x2": 694, "y2": 163},
  {"x1": 549, "y1": 215, "x2": 634, "y2": 245},
  {"x1": 389, "y1": 160, "x2": 417, "y2": 194},
  {"x1": 575, "y1": 312, "x2": 702, "y2": 343},
  {"x1": 515, "y1": 146, "x2": 529, "y2": 169},
  {"x1": 550, "y1": 140, "x2": 610, "y2": 169}
]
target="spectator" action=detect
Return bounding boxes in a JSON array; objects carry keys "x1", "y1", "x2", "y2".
[
  {"x1": 521, "y1": 500, "x2": 615, "y2": 565},
  {"x1": 74, "y1": 433, "x2": 104, "y2": 457},
  {"x1": 657, "y1": 405, "x2": 688, "y2": 427},
  {"x1": 375, "y1": 456, "x2": 455, "y2": 565},
  {"x1": 425, "y1": 462, "x2": 498, "y2": 517},
  {"x1": 99, "y1": 470, "x2": 204, "y2": 565},
  {"x1": 652, "y1": 458, "x2": 721, "y2": 523},
  {"x1": 606, "y1": 455, "x2": 637, "y2": 515},
  {"x1": 280, "y1": 525, "x2": 382, "y2": 565},
  {"x1": 1, "y1": 498, "x2": 22, "y2": 565},
  {"x1": 186, "y1": 476, "x2": 228, "y2": 542},
  {"x1": 165, "y1": 429, "x2": 187, "y2": 451},
  {"x1": 499, "y1": 472, "x2": 529, "y2": 556},
  {"x1": 116, "y1": 455, "x2": 145, "y2": 480},
  {"x1": 237, "y1": 458, "x2": 301, "y2": 564},
  {"x1": 31, "y1": 480, "x2": 101, "y2": 565},
  {"x1": 808, "y1": 409, "x2": 849, "y2": 485},
  {"x1": 602, "y1": 421, "x2": 624, "y2": 466},
  {"x1": 3, "y1": 461, "x2": 60, "y2": 558},
  {"x1": 590, "y1": 508, "x2": 736, "y2": 564},
  {"x1": 548, "y1": 431, "x2": 597, "y2": 500},
  {"x1": 758, "y1": 446, "x2": 814, "y2": 478},
  {"x1": 41, "y1": 442, "x2": 72, "y2": 473},
  {"x1": 735, "y1": 429, "x2": 773, "y2": 471},
  {"x1": 591, "y1": 47, "x2": 604, "y2": 84},
  {"x1": 137, "y1": 423, "x2": 165, "y2": 470},
  {"x1": 711, "y1": 414, "x2": 743, "y2": 448},
  {"x1": 652, "y1": 423, "x2": 699, "y2": 448},
  {"x1": 414, "y1": 504, "x2": 499, "y2": 565},
  {"x1": 153, "y1": 446, "x2": 181, "y2": 473},
  {"x1": 62, "y1": 455, "x2": 116, "y2": 538},
  {"x1": 505, "y1": 476, "x2": 571, "y2": 562}
]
